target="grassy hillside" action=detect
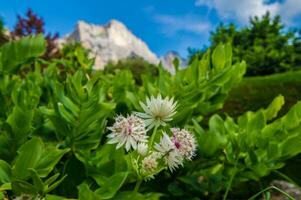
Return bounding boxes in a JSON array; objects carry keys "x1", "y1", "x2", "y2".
[{"x1": 220, "y1": 70, "x2": 301, "y2": 117}]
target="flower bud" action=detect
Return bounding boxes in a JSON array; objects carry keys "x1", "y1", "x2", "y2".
[{"x1": 137, "y1": 143, "x2": 148, "y2": 156}]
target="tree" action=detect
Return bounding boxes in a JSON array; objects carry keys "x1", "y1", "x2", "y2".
[
  {"x1": 193, "y1": 12, "x2": 301, "y2": 76},
  {"x1": 12, "y1": 9, "x2": 59, "y2": 59},
  {"x1": 0, "y1": 18, "x2": 8, "y2": 46}
]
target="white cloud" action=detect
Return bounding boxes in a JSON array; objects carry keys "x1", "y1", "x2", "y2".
[
  {"x1": 280, "y1": 0, "x2": 301, "y2": 25},
  {"x1": 153, "y1": 14, "x2": 211, "y2": 36},
  {"x1": 195, "y1": 0, "x2": 301, "y2": 25}
]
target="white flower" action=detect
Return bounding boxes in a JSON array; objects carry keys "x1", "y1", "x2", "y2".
[
  {"x1": 137, "y1": 143, "x2": 148, "y2": 156},
  {"x1": 141, "y1": 152, "x2": 161, "y2": 179},
  {"x1": 171, "y1": 128, "x2": 197, "y2": 160},
  {"x1": 136, "y1": 94, "x2": 177, "y2": 129},
  {"x1": 107, "y1": 114, "x2": 148, "y2": 151},
  {"x1": 155, "y1": 133, "x2": 183, "y2": 172}
]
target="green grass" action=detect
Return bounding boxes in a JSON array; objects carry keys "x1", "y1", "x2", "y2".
[{"x1": 219, "y1": 70, "x2": 301, "y2": 117}]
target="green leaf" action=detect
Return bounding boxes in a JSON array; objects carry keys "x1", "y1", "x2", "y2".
[
  {"x1": 112, "y1": 191, "x2": 145, "y2": 200},
  {"x1": 264, "y1": 95, "x2": 285, "y2": 121},
  {"x1": 224, "y1": 43, "x2": 232, "y2": 67},
  {"x1": 28, "y1": 169, "x2": 44, "y2": 193},
  {"x1": 0, "y1": 34, "x2": 46, "y2": 73},
  {"x1": 57, "y1": 102, "x2": 76, "y2": 124},
  {"x1": 95, "y1": 172, "x2": 128, "y2": 199},
  {"x1": 12, "y1": 137, "x2": 43, "y2": 179},
  {"x1": 44, "y1": 174, "x2": 60, "y2": 186},
  {"x1": 279, "y1": 127, "x2": 301, "y2": 158},
  {"x1": 113, "y1": 191, "x2": 163, "y2": 200},
  {"x1": 35, "y1": 148, "x2": 69, "y2": 177},
  {"x1": 7, "y1": 106, "x2": 34, "y2": 146},
  {"x1": 194, "y1": 115, "x2": 227, "y2": 156},
  {"x1": 198, "y1": 50, "x2": 210, "y2": 80},
  {"x1": 0, "y1": 160, "x2": 11, "y2": 184},
  {"x1": 45, "y1": 194, "x2": 69, "y2": 200},
  {"x1": 12, "y1": 179, "x2": 37, "y2": 195},
  {"x1": 78, "y1": 183, "x2": 104, "y2": 200},
  {"x1": 0, "y1": 183, "x2": 11, "y2": 192},
  {"x1": 12, "y1": 137, "x2": 67, "y2": 180},
  {"x1": 45, "y1": 175, "x2": 67, "y2": 194},
  {"x1": 212, "y1": 43, "x2": 226, "y2": 72}
]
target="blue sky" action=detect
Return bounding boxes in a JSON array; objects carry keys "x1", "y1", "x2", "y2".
[{"x1": 0, "y1": 0, "x2": 300, "y2": 57}]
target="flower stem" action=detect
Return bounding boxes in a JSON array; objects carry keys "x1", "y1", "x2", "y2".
[
  {"x1": 248, "y1": 186, "x2": 294, "y2": 200},
  {"x1": 150, "y1": 125, "x2": 159, "y2": 146},
  {"x1": 134, "y1": 179, "x2": 142, "y2": 193},
  {"x1": 223, "y1": 158, "x2": 239, "y2": 200}
]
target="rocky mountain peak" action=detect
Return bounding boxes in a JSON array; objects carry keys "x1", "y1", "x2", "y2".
[
  {"x1": 107, "y1": 19, "x2": 127, "y2": 30},
  {"x1": 160, "y1": 51, "x2": 188, "y2": 73},
  {"x1": 62, "y1": 20, "x2": 186, "y2": 71}
]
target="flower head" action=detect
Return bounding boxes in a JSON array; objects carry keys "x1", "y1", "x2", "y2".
[
  {"x1": 155, "y1": 133, "x2": 183, "y2": 171},
  {"x1": 171, "y1": 128, "x2": 197, "y2": 160},
  {"x1": 107, "y1": 114, "x2": 148, "y2": 151},
  {"x1": 136, "y1": 94, "x2": 177, "y2": 129},
  {"x1": 141, "y1": 152, "x2": 161, "y2": 179}
]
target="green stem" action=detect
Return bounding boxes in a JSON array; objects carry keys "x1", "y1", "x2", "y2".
[
  {"x1": 150, "y1": 125, "x2": 159, "y2": 147},
  {"x1": 223, "y1": 158, "x2": 239, "y2": 200},
  {"x1": 134, "y1": 179, "x2": 142, "y2": 193},
  {"x1": 248, "y1": 186, "x2": 295, "y2": 200},
  {"x1": 274, "y1": 170, "x2": 301, "y2": 190}
]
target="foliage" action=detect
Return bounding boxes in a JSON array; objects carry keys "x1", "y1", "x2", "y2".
[
  {"x1": 168, "y1": 95, "x2": 301, "y2": 199},
  {"x1": 0, "y1": 34, "x2": 46, "y2": 74},
  {"x1": 0, "y1": 34, "x2": 301, "y2": 200},
  {"x1": 0, "y1": 18, "x2": 4, "y2": 46},
  {"x1": 191, "y1": 12, "x2": 301, "y2": 76},
  {"x1": 12, "y1": 9, "x2": 59, "y2": 59},
  {"x1": 46, "y1": 42, "x2": 94, "y2": 80},
  {"x1": 104, "y1": 57, "x2": 158, "y2": 85},
  {"x1": 219, "y1": 70, "x2": 301, "y2": 118},
  {"x1": 0, "y1": 18, "x2": 3, "y2": 34},
  {"x1": 0, "y1": 18, "x2": 9, "y2": 46}
]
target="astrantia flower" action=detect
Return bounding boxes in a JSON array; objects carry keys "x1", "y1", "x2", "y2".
[
  {"x1": 155, "y1": 133, "x2": 183, "y2": 171},
  {"x1": 137, "y1": 143, "x2": 148, "y2": 156},
  {"x1": 136, "y1": 94, "x2": 177, "y2": 129},
  {"x1": 107, "y1": 114, "x2": 148, "y2": 151},
  {"x1": 171, "y1": 128, "x2": 197, "y2": 160},
  {"x1": 141, "y1": 152, "x2": 161, "y2": 179}
]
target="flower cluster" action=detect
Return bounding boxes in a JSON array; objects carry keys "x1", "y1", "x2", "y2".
[
  {"x1": 107, "y1": 114, "x2": 148, "y2": 151},
  {"x1": 155, "y1": 129, "x2": 196, "y2": 171},
  {"x1": 107, "y1": 95, "x2": 197, "y2": 180}
]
